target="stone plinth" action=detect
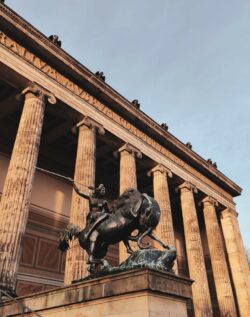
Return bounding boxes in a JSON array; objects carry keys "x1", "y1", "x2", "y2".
[{"x1": 0, "y1": 269, "x2": 193, "y2": 317}]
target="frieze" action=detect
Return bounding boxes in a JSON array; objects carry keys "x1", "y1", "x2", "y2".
[{"x1": 0, "y1": 31, "x2": 233, "y2": 203}]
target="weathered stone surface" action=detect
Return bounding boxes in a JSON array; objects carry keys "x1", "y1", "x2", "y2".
[
  {"x1": 148, "y1": 164, "x2": 177, "y2": 272},
  {"x1": 0, "y1": 83, "x2": 55, "y2": 295},
  {"x1": 178, "y1": 182, "x2": 213, "y2": 317},
  {"x1": 118, "y1": 143, "x2": 141, "y2": 262},
  {"x1": 64, "y1": 117, "x2": 104, "y2": 285},
  {"x1": 202, "y1": 197, "x2": 237, "y2": 317},
  {"x1": 0, "y1": 269, "x2": 193, "y2": 317},
  {"x1": 221, "y1": 208, "x2": 250, "y2": 317},
  {"x1": 0, "y1": 26, "x2": 241, "y2": 206},
  {"x1": 0, "y1": 28, "x2": 239, "y2": 213}
]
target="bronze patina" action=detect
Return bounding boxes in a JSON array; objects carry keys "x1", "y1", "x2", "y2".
[{"x1": 59, "y1": 184, "x2": 176, "y2": 277}]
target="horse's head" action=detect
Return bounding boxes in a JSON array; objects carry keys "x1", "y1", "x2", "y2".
[
  {"x1": 138, "y1": 194, "x2": 161, "y2": 230},
  {"x1": 115, "y1": 188, "x2": 142, "y2": 218}
]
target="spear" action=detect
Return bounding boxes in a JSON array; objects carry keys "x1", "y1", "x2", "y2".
[{"x1": 35, "y1": 166, "x2": 94, "y2": 189}]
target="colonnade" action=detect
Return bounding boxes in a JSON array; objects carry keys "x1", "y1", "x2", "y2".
[{"x1": 0, "y1": 83, "x2": 249, "y2": 317}]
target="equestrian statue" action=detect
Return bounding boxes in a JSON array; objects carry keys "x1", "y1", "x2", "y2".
[{"x1": 59, "y1": 182, "x2": 176, "y2": 278}]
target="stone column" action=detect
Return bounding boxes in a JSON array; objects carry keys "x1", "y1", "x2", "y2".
[
  {"x1": 221, "y1": 208, "x2": 250, "y2": 317},
  {"x1": 201, "y1": 197, "x2": 237, "y2": 317},
  {"x1": 118, "y1": 143, "x2": 142, "y2": 262},
  {"x1": 177, "y1": 182, "x2": 213, "y2": 317},
  {"x1": 0, "y1": 82, "x2": 56, "y2": 295},
  {"x1": 64, "y1": 117, "x2": 104, "y2": 285},
  {"x1": 148, "y1": 165, "x2": 177, "y2": 252}
]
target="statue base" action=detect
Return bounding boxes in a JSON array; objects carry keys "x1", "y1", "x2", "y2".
[{"x1": 0, "y1": 269, "x2": 193, "y2": 317}]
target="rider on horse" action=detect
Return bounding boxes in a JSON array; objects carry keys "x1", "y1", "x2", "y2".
[{"x1": 73, "y1": 182, "x2": 111, "y2": 239}]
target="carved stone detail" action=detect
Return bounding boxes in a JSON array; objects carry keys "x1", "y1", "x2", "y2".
[
  {"x1": 147, "y1": 164, "x2": 172, "y2": 178},
  {"x1": 201, "y1": 196, "x2": 218, "y2": 207},
  {"x1": 176, "y1": 181, "x2": 198, "y2": 194},
  {"x1": 77, "y1": 116, "x2": 105, "y2": 135},
  {"x1": 18, "y1": 82, "x2": 56, "y2": 104},
  {"x1": 118, "y1": 143, "x2": 142, "y2": 159}
]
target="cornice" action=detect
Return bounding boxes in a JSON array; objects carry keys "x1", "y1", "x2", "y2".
[{"x1": 0, "y1": 3, "x2": 242, "y2": 197}]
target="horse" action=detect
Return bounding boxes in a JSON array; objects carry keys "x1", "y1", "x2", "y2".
[{"x1": 59, "y1": 188, "x2": 169, "y2": 274}]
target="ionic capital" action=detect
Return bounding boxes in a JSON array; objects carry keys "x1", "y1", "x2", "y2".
[
  {"x1": 17, "y1": 82, "x2": 56, "y2": 104},
  {"x1": 147, "y1": 164, "x2": 172, "y2": 178},
  {"x1": 76, "y1": 116, "x2": 105, "y2": 135},
  {"x1": 201, "y1": 196, "x2": 218, "y2": 207},
  {"x1": 221, "y1": 208, "x2": 238, "y2": 219},
  {"x1": 176, "y1": 181, "x2": 198, "y2": 194},
  {"x1": 115, "y1": 143, "x2": 142, "y2": 159}
]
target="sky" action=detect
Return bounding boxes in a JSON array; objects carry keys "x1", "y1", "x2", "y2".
[{"x1": 6, "y1": 0, "x2": 250, "y2": 247}]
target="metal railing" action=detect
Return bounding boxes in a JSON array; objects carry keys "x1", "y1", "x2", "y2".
[{"x1": 0, "y1": 290, "x2": 42, "y2": 317}]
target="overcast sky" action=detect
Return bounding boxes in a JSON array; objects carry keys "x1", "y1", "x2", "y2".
[{"x1": 7, "y1": 0, "x2": 250, "y2": 247}]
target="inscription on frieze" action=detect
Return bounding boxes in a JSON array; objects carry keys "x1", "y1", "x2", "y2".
[{"x1": 0, "y1": 31, "x2": 232, "y2": 202}]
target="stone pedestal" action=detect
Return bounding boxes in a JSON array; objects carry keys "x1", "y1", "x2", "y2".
[{"x1": 0, "y1": 269, "x2": 193, "y2": 317}]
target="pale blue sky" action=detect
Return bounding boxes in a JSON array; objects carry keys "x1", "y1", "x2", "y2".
[{"x1": 7, "y1": 0, "x2": 250, "y2": 247}]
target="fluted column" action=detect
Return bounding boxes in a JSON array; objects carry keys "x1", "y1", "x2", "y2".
[
  {"x1": 202, "y1": 197, "x2": 237, "y2": 317},
  {"x1": 118, "y1": 143, "x2": 142, "y2": 262},
  {"x1": 64, "y1": 117, "x2": 104, "y2": 285},
  {"x1": 178, "y1": 182, "x2": 213, "y2": 317},
  {"x1": 221, "y1": 208, "x2": 250, "y2": 317},
  {"x1": 148, "y1": 164, "x2": 177, "y2": 269},
  {"x1": 0, "y1": 82, "x2": 56, "y2": 295}
]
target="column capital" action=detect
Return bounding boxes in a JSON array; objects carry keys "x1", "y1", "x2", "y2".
[
  {"x1": 17, "y1": 82, "x2": 56, "y2": 104},
  {"x1": 115, "y1": 143, "x2": 142, "y2": 159},
  {"x1": 221, "y1": 208, "x2": 238, "y2": 219},
  {"x1": 176, "y1": 181, "x2": 198, "y2": 194},
  {"x1": 201, "y1": 196, "x2": 218, "y2": 207},
  {"x1": 147, "y1": 164, "x2": 172, "y2": 178},
  {"x1": 76, "y1": 116, "x2": 105, "y2": 135}
]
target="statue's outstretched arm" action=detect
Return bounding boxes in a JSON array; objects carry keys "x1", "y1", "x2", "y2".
[{"x1": 73, "y1": 183, "x2": 90, "y2": 200}]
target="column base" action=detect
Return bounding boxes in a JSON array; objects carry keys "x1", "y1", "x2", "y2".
[{"x1": 0, "y1": 269, "x2": 193, "y2": 317}]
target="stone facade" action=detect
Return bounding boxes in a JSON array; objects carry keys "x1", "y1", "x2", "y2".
[
  {"x1": 0, "y1": 269, "x2": 193, "y2": 317},
  {"x1": 0, "y1": 2, "x2": 249, "y2": 317}
]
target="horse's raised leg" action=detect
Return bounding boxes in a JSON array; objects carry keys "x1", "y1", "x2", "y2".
[
  {"x1": 149, "y1": 232, "x2": 170, "y2": 249},
  {"x1": 123, "y1": 239, "x2": 135, "y2": 254},
  {"x1": 87, "y1": 231, "x2": 101, "y2": 265}
]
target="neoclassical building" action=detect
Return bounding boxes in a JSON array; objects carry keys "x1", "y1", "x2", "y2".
[{"x1": 0, "y1": 3, "x2": 249, "y2": 317}]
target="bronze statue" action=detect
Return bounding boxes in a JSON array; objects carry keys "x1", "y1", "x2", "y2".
[
  {"x1": 59, "y1": 185, "x2": 175, "y2": 276},
  {"x1": 72, "y1": 183, "x2": 111, "y2": 241}
]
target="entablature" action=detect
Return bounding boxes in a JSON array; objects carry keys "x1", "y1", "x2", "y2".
[{"x1": 0, "y1": 2, "x2": 241, "y2": 198}]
